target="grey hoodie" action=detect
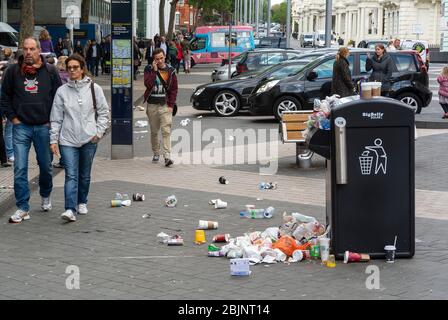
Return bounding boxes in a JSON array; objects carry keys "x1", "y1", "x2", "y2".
[{"x1": 50, "y1": 76, "x2": 109, "y2": 147}]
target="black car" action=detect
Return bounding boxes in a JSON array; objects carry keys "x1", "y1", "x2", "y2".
[
  {"x1": 235, "y1": 49, "x2": 303, "y2": 75},
  {"x1": 191, "y1": 59, "x2": 311, "y2": 117},
  {"x1": 249, "y1": 49, "x2": 432, "y2": 120},
  {"x1": 357, "y1": 39, "x2": 389, "y2": 49},
  {"x1": 255, "y1": 37, "x2": 287, "y2": 49}
]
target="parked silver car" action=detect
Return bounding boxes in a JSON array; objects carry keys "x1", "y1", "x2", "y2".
[{"x1": 211, "y1": 54, "x2": 244, "y2": 81}]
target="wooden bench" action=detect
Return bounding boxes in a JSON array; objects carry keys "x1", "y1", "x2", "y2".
[{"x1": 279, "y1": 111, "x2": 314, "y2": 166}]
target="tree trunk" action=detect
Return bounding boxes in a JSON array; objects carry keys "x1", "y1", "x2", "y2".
[
  {"x1": 81, "y1": 0, "x2": 91, "y2": 24},
  {"x1": 167, "y1": 0, "x2": 179, "y2": 41},
  {"x1": 159, "y1": 0, "x2": 166, "y2": 36},
  {"x1": 19, "y1": 0, "x2": 34, "y2": 47}
]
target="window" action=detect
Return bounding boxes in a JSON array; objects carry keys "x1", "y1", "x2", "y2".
[
  {"x1": 190, "y1": 37, "x2": 206, "y2": 51},
  {"x1": 260, "y1": 52, "x2": 285, "y2": 65},
  {"x1": 269, "y1": 64, "x2": 306, "y2": 79},
  {"x1": 393, "y1": 54, "x2": 417, "y2": 72},
  {"x1": 313, "y1": 56, "x2": 353, "y2": 79},
  {"x1": 360, "y1": 54, "x2": 372, "y2": 75},
  {"x1": 175, "y1": 12, "x2": 180, "y2": 26}
]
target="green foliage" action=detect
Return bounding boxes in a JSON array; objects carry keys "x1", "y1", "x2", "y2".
[{"x1": 271, "y1": 1, "x2": 287, "y2": 26}]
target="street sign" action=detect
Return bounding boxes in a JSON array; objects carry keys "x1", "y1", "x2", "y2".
[
  {"x1": 61, "y1": 0, "x2": 81, "y2": 18},
  {"x1": 111, "y1": 0, "x2": 134, "y2": 159}
]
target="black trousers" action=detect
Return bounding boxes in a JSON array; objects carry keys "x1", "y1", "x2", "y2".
[{"x1": 440, "y1": 103, "x2": 448, "y2": 113}]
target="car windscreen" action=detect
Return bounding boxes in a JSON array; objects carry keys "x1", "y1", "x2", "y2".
[
  {"x1": 0, "y1": 32, "x2": 18, "y2": 47},
  {"x1": 267, "y1": 63, "x2": 308, "y2": 79}
]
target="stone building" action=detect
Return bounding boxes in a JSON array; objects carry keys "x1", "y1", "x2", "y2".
[{"x1": 293, "y1": 0, "x2": 442, "y2": 46}]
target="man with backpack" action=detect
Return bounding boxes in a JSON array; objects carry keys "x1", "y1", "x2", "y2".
[
  {"x1": 0, "y1": 37, "x2": 62, "y2": 223},
  {"x1": 143, "y1": 48, "x2": 178, "y2": 167}
]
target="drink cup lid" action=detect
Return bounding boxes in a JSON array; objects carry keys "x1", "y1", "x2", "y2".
[{"x1": 384, "y1": 245, "x2": 396, "y2": 250}]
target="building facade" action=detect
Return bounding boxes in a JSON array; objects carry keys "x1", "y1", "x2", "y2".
[
  {"x1": 294, "y1": 0, "x2": 442, "y2": 46},
  {"x1": 175, "y1": 0, "x2": 197, "y2": 34}
]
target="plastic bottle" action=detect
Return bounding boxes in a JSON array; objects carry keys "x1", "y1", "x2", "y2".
[{"x1": 240, "y1": 207, "x2": 275, "y2": 219}]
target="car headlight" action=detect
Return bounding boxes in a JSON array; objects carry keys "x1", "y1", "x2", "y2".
[
  {"x1": 257, "y1": 80, "x2": 280, "y2": 93},
  {"x1": 194, "y1": 88, "x2": 205, "y2": 96}
]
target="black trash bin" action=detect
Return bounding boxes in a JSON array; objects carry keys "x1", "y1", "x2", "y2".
[{"x1": 307, "y1": 96, "x2": 415, "y2": 260}]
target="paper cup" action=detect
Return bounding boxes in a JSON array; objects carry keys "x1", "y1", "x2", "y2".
[
  {"x1": 361, "y1": 82, "x2": 372, "y2": 99},
  {"x1": 319, "y1": 238, "x2": 330, "y2": 262},
  {"x1": 384, "y1": 245, "x2": 396, "y2": 263},
  {"x1": 214, "y1": 199, "x2": 228, "y2": 209},
  {"x1": 198, "y1": 220, "x2": 218, "y2": 230},
  {"x1": 291, "y1": 250, "x2": 304, "y2": 262}
]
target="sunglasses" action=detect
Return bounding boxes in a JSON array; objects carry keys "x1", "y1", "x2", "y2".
[{"x1": 67, "y1": 65, "x2": 81, "y2": 71}]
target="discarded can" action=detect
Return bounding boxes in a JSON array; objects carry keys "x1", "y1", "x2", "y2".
[
  {"x1": 344, "y1": 251, "x2": 371, "y2": 263},
  {"x1": 133, "y1": 193, "x2": 145, "y2": 201},
  {"x1": 111, "y1": 199, "x2": 131, "y2": 207},
  {"x1": 213, "y1": 234, "x2": 230, "y2": 243},
  {"x1": 208, "y1": 251, "x2": 225, "y2": 257},
  {"x1": 301, "y1": 250, "x2": 311, "y2": 260},
  {"x1": 310, "y1": 245, "x2": 320, "y2": 259},
  {"x1": 165, "y1": 195, "x2": 177, "y2": 207},
  {"x1": 258, "y1": 182, "x2": 278, "y2": 190},
  {"x1": 219, "y1": 176, "x2": 229, "y2": 185}
]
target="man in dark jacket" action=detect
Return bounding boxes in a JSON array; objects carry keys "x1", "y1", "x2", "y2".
[
  {"x1": 0, "y1": 37, "x2": 62, "y2": 223},
  {"x1": 86, "y1": 39, "x2": 103, "y2": 77},
  {"x1": 143, "y1": 48, "x2": 178, "y2": 167}
]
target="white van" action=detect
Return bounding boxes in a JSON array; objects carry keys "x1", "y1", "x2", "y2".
[
  {"x1": 313, "y1": 30, "x2": 337, "y2": 48},
  {"x1": 400, "y1": 39, "x2": 430, "y2": 69},
  {"x1": 0, "y1": 22, "x2": 19, "y2": 53}
]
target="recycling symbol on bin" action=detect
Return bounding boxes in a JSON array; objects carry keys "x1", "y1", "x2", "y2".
[{"x1": 359, "y1": 139, "x2": 387, "y2": 175}]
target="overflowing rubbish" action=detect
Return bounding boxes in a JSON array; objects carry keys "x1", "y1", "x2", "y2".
[
  {"x1": 344, "y1": 251, "x2": 371, "y2": 263},
  {"x1": 258, "y1": 182, "x2": 277, "y2": 190},
  {"x1": 219, "y1": 176, "x2": 229, "y2": 185},
  {"x1": 194, "y1": 229, "x2": 206, "y2": 244},
  {"x1": 133, "y1": 193, "x2": 145, "y2": 201},
  {"x1": 319, "y1": 238, "x2": 330, "y2": 262},
  {"x1": 198, "y1": 220, "x2": 218, "y2": 230},
  {"x1": 165, "y1": 195, "x2": 177, "y2": 208},
  {"x1": 303, "y1": 95, "x2": 342, "y2": 139},
  {"x1": 213, "y1": 234, "x2": 230, "y2": 243},
  {"x1": 135, "y1": 120, "x2": 148, "y2": 128},
  {"x1": 230, "y1": 258, "x2": 251, "y2": 276},
  {"x1": 240, "y1": 206, "x2": 275, "y2": 219}
]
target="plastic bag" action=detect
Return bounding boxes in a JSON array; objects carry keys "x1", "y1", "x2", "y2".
[{"x1": 272, "y1": 236, "x2": 301, "y2": 257}]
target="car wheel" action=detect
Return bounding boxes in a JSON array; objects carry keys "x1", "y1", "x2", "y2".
[
  {"x1": 212, "y1": 90, "x2": 241, "y2": 117},
  {"x1": 397, "y1": 93, "x2": 422, "y2": 114},
  {"x1": 273, "y1": 96, "x2": 302, "y2": 121}
]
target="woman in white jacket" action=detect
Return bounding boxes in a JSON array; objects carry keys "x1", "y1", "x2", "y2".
[{"x1": 50, "y1": 54, "x2": 109, "y2": 222}]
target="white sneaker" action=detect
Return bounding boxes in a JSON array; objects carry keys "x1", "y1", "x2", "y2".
[
  {"x1": 41, "y1": 197, "x2": 52, "y2": 212},
  {"x1": 77, "y1": 204, "x2": 88, "y2": 215},
  {"x1": 9, "y1": 209, "x2": 30, "y2": 223},
  {"x1": 61, "y1": 210, "x2": 76, "y2": 222}
]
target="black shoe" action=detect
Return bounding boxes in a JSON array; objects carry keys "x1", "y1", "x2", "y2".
[
  {"x1": 165, "y1": 158, "x2": 174, "y2": 167},
  {"x1": 1, "y1": 162, "x2": 11, "y2": 167},
  {"x1": 152, "y1": 155, "x2": 160, "y2": 163}
]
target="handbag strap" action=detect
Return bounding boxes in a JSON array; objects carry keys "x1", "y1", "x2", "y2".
[
  {"x1": 156, "y1": 70, "x2": 169, "y2": 92},
  {"x1": 90, "y1": 81, "x2": 98, "y2": 121}
]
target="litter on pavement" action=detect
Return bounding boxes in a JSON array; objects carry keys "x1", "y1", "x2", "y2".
[{"x1": 135, "y1": 120, "x2": 148, "y2": 128}]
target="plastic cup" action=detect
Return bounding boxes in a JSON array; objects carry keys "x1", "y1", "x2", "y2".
[
  {"x1": 371, "y1": 82, "x2": 382, "y2": 96},
  {"x1": 214, "y1": 199, "x2": 228, "y2": 209},
  {"x1": 198, "y1": 220, "x2": 218, "y2": 230},
  {"x1": 361, "y1": 82, "x2": 372, "y2": 99},
  {"x1": 319, "y1": 238, "x2": 330, "y2": 262},
  {"x1": 291, "y1": 250, "x2": 304, "y2": 262},
  {"x1": 384, "y1": 245, "x2": 396, "y2": 263},
  {"x1": 194, "y1": 229, "x2": 206, "y2": 244}
]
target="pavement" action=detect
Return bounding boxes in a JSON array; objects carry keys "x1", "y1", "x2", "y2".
[{"x1": 1, "y1": 62, "x2": 448, "y2": 300}]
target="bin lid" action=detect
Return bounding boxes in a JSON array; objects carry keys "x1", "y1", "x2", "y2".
[{"x1": 331, "y1": 97, "x2": 414, "y2": 128}]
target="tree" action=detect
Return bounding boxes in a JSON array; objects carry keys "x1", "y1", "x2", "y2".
[
  {"x1": 271, "y1": 2, "x2": 287, "y2": 26},
  {"x1": 159, "y1": 0, "x2": 166, "y2": 36},
  {"x1": 19, "y1": 0, "x2": 34, "y2": 46},
  {"x1": 81, "y1": 0, "x2": 91, "y2": 24},
  {"x1": 167, "y1": 0, "x2": 179, "y2": 41}
]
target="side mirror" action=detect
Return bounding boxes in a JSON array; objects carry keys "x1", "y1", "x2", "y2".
[{"x1": 307, "y1": 71, "x2": 318, "y2": 81}]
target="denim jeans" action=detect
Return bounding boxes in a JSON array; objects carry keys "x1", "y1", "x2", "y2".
[
  {"x1": 13, "y1": 123, "x2": 53, "y2": 212},
  {"x1": 5, "y1": 118, "x2": 13, "y2": 159},
  {"x1": 60, "y1": 142, "x2": 97, "y2": 212}
]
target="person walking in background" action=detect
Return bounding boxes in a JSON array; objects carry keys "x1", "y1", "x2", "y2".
[
  {"x1": 145, "y1": 39, "x2": 155, "y2": 66},
  {"x1": 175, "y1": 40, "x2": 183, "y2": 74},
  {"x1": 62, "y1": 33, "x2": 73, "y2": 56},
  {"x1": 39, "y1": 29, "x2": 54, "y2": 56},
  {"x1": 1, "y1": 48, "x2": 16, "y2": 162},
  {"x1": 167, "y1": 40, "x2": 178, "y2": 70},
  {"x1": 366, "y1": 44, "x2": 393, "y2": 92},
  {"x1": 437, "y1": 66, "x2": 448, "y2": 119},
  {"x1": 83, "y1": 40, "x2": 91, "y2": 59},
  {"x1": 74, "y1": 40, "x2": 84, "y2": 57},
  {"x1": 0, "y1": 111, "x2": 11, "y2": 167},
  {"x1": 86, "y1": 39, "x2": 102, "y2": 77},
  {"x1": 50, "y1": 54, "x2": 109, "y2": 222},
  {"x1": 55, "y1": 38, "x2": 64, "y2": 58},
  {"x1": 100, "y1": 38, "x2": 110, "y2": 75},
  {"x1": 331, "y1": 47, "x2": 355, "y2": 98},
  {"x1": 159, "y1": 36, "x2": 167, "y2": 55},
  {"x1": 144, "y1": 48, "x2": 178, "y2": 167},
  {"x1": 133, "y1": 38, "x2": 143, "y2": 80},
  {"x1": 183, "y1": 46, "x2": 191, "y2": 74},
  {"x1": 1, "y1": 38, "x2": 62, "y2": 223}
]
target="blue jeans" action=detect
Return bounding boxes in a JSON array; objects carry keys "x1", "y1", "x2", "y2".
[
  {"x1": 60, "y1": 142, "x2": 97, "y2": 212},
  {"x1": 13, "y1": 123, "x2": 53, "y2": 211},
  {"x1": 5, "y1": 118, "x2": 13, "y2": 159}
]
